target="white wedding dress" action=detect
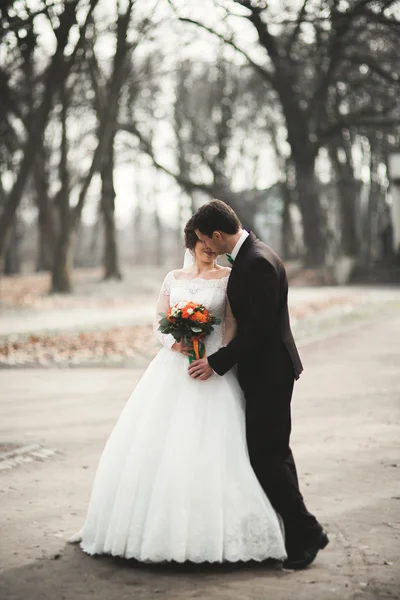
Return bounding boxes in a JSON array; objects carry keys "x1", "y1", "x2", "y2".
[{"x1": 70, "y1": 271, "x2": 286, "y2": 563}]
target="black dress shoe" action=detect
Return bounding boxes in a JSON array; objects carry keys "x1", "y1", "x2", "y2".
[{"x1": 283, "y1": 530, "x2": 329, "y2": 570}]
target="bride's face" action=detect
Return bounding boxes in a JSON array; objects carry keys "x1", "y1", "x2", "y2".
[{"x1": 193, "y1": 240, "x2": 216, "y2": 264}]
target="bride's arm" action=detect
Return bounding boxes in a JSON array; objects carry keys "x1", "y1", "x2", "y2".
[
  {"x1": 222, "y1": 298, "x2": 237, "y2": 346},
  {"x1": 153, "y1": 272, "x2": 175, "y2": 349}
]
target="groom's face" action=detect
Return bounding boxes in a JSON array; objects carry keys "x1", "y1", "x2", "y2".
[{"x1": 195, "y1": 229, "x2": 226, "y2": 255}]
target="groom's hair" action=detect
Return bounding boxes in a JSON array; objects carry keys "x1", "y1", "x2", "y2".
[{"x1": 192, "y1": 200, "x2": 241, "y2": 236}]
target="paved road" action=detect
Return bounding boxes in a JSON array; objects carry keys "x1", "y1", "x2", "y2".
[{"x1": 0, "y1": 317, "x2": 400, "y2": 600}]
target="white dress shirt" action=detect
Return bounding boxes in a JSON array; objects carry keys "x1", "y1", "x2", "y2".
[{"x1": 230, "y1": 230, "x2": 249, "y2": 261}]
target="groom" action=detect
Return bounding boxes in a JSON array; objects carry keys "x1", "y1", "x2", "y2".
[{"x1": 188, "y1": 200, "x2": 328, "y2": 569}]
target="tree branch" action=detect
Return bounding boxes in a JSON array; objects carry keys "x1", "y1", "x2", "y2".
[
  {"x1": 343, "y1": 52, "x2": 400, "y2": 85},
  {"x1": 307, "y1": 3, "x2": 367, "y2": 118},
  {"x1": 64, "y1": 0, "x2": 99, "y2": 72},
  {"x1": 319, "y1": 113, "x2": 400, "y2": 144},
  {"x1": 286, "y1": 0, "x2": 311, "y2": 56},
  {"x1": 233, "y1": 1, "x2": 280, "y2": 63},
  {"x1": 119, "y1": 120, "x2": 214, "y2": 196},
  {"x1": 356, "y1": 7, "x2": 400, "y2": 28},
  {"x1": 71, "y1": 0, "x2": 134, "y2": 228},
  {"x1": 0, "y1": 0, "x2": 88, "y2": 258},
  {"x1": 178, "y1": 17, "x2": 275, "y2": 84}
]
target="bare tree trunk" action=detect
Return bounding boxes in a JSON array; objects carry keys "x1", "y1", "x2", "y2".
[
  {"x1": 51, "y1": 83, "x2": 72, "y2": 293},
  {"x1": 101, "y1": 133, "x2": 121, "y2": 280},
  {"x1": 0, "y1": 0, "x2": 93, "y2": 263},
  {"x1": 366, "y1": 144, "x2": 381, "y2": 266},
  {"x1": 264, "y1": 67, "x2": 325, "y2": 265},
  {"x1": 49, "y1": 0, "x2": 132, "y2": 291},
  {"x1": 0, "y1": 173, "x2": 8, "y2": 274},
  {"x1": 35, "y1": 145, "x2": 56, "y2": 271},
  {"x1": 4, "y1": 218, "x2": 22, "y2": 275},
  {"x1": 268, "y1": 127, "x2": 296, "y2": 260},
  {"x1": 36, "y1": 208, "x2": 53, "y2": 272},
  {"x1": 52, "y1": 229, "x2": 75, "y2": 293},
  {"x1": 0, "y1": 175, "x2": 21, "y2": 276},
  {"x1": 89, "y1": 202, "x2": 103, "y2": 267},
  {"x1": 281, "y1": 182, "x2": 295, "y2": 260},
  {"x1": 338, "y1": 179, "x2": 358, "y2": 256},
  {"x1": 293, "y1": 155, "x2": 326, "y2": 266},
  {"x1": 72, "y1": 1, "x2": 134, "y2": 234},
  {"x1": 328, "y1": 134, "x2": 359, "y2": 257}
]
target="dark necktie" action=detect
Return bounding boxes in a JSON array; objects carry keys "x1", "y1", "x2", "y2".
[{"x1": 226, "y1": 254, "x2": 234, "y2": 265}]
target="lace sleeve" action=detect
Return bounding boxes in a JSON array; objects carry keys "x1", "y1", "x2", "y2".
[
  {"x1": 222, "y1": 298, "x2": 237, "y2": 346},
  {"x1": 153, "y1": 272, "x2": 175, "y2": 350}
]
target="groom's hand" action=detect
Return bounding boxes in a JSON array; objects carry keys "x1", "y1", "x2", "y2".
[{"x1": 188, "y1": 358, "x2": 214, "y2": 380}]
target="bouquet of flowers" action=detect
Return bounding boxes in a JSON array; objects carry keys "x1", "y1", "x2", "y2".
[{"x1": 158, "y1": 300, "x2": 221, "y2": 363}]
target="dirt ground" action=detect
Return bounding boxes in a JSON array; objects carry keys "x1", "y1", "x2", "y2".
[{"x1": 0, "y1": 316, "x2": 400, "y2": 600}]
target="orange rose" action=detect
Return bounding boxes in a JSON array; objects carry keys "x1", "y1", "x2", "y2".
[
  {"x1": 190, "y1": 311, "x2": 208, "y2": 323},
  {"x1": 181, "y1": 302, "x2": 199, "y2": 319}
]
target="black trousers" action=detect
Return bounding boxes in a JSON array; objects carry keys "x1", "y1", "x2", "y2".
[{"x1": 241, "y1": 346, "x2": 322, "y2": 553}]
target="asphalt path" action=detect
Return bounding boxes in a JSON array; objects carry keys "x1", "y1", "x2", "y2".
[{"x1": 0, "y1": 315, "x2": 399, "y2": 599}]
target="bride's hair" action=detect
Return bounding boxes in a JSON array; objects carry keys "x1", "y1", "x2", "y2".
[{"x1": 184, "y1": 217, "x2": 198, "y2": 250}]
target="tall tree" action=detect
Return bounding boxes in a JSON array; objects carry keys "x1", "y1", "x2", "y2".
[
  {"x1": 50, "y1": 0, "x2": 136, "y2": 291},
  {"x1": 34, "y1": 142, "x2": 56, "y2": 272},
  {"x1": 0, "y1": 0, "x2": 98, "y2": 267},
  {"x1": 328, "y1": 129, "x2": 359, "y2": 257},
  {"x1": 52, "y1": 77, "x2": 72, "y2": 292},
  {"x1": 120, "y1": 54, "x2": 266, "y2": 232},
  {"x1": 176, "y1": 0, "x2": 400, "y2": 265}
]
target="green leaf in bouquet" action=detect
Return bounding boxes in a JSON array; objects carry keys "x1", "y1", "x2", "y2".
[
  {"x1": 158, "y1": 317, "x2": 171, "y2": 327},
  {"x1": 191, "y1": 326, "x2": 203, "y2": 333}
]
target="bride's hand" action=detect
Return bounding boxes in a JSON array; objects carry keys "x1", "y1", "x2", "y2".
[{"x1": 172, "y1": 340, "x2": 192, "y2": 356}]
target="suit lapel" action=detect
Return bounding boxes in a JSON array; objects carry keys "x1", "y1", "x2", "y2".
[{"x1": 232, "y1": 231, "x2": 256, "y2": 269}]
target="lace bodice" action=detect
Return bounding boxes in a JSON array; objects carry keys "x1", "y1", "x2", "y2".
[{"x1": 154, "y1": 271, "x2": 234, "y2": 356}]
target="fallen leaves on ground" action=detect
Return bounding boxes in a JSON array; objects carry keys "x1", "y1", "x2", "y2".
[
  {"x1": 0, "y1": 295, "x2": 358, "y2": 367},
  {"x1": 0, "y1": 326, "x2": 157, "y2": 367},
  {"x1": 0, "y1": 443, "x2": 22, "y2": 454}
]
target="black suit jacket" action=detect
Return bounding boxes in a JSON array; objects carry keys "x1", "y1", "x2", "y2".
[{"x1": 208, "y1": 232, "x2": 303, "y2": 382}]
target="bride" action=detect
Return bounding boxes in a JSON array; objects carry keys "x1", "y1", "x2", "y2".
[{"x1": 70, "y1": 218, "x2": 286, "y2": 563}]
